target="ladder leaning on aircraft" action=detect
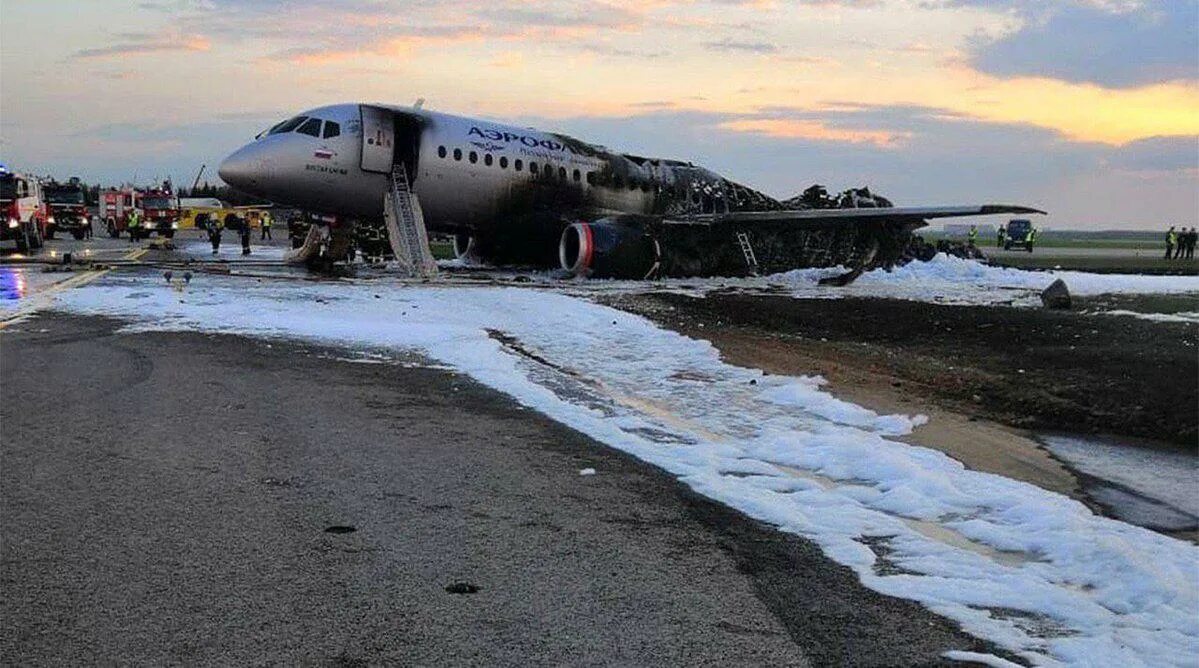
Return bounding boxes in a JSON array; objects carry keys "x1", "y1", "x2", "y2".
[{"x1": 218, "y1": 102, "x2": 1044, "y2": 284}]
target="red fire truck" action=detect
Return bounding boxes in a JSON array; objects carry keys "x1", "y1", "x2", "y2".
[
  {"x1": 0, "y1": 165, "x2": 49, "y2": 252},
  {"x1": 101, "y1": 182, "x2": 180, "y2": 239},
  {"x1": 43, "y1": 177, "x2": 91, "y2": 240}
]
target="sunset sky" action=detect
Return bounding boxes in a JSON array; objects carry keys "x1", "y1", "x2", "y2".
[{"x1": 1, "y1": 0, "x2": 1196, "y2": 228}]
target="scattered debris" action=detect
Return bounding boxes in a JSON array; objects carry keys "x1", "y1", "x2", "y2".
[
  {"x1": 445, "y1": 582, "x2": 480, "y2": 594},
  {"x1": 579, "y1": 468, "x2": 597, "y2": 476},
  {"x1": 324, "y1": 525, "x2": 356, "y2": 534},
  {"x1": 1041, "y1": 278, "x2": 1072, "y2": 309}
]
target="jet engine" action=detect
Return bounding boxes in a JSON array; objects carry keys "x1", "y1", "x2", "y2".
[{"x1": 559, "y1": 217, "x2": 660, "y2": 279}]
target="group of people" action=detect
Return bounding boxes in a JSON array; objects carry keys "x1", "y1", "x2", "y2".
[
  {"x1": 194, "y1": 210, "x2": 272, "y2": 256},
  {"x1": 1165, "y1": 226, "x2": 1196, "y2": 260}
]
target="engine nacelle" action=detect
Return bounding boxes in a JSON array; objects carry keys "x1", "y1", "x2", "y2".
[{"x1": 559, "y1": 217, "x2": 660, "y2": 279}]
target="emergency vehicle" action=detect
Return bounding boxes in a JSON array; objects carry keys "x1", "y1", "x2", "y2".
[
  {"x1": 1005, "y1": 219, "x2": 1036, "y2": 252},
  {"x1": 101, "y1": 182, "x2": 180, "y2": 239},
  {"x1": 43, "y1": 177, "x2": 91, "y2": 239},
  {"x1": 0, "y1": 165, "x2": 49, "y2": 252}
]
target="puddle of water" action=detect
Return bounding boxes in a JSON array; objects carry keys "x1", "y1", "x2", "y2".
[{"x1": 1040, "y1": 434, "x2": 1199, "y2": 532}]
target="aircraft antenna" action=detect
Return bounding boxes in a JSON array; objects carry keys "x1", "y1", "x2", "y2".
[{"x1": 413, "y1": 98, "x2": 425, "y2": 110}]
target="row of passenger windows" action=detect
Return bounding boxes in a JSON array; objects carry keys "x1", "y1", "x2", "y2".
[
  {"x1": 266, "y1": 115, "x2": 341, "y2": 139},
  {"x1": 437, "y1": 145, "x2": 586, "y2": 182},
  {"x1": 435, "y1": 144, "x2": 662, "y2": 192}
]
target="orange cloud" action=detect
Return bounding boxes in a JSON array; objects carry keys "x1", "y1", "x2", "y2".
[
  {"x1": 72, "y1": 34, "x2": 211, "y2": 60},
  {"x1": 717, "y1": 119, "x2": 911, "y2": 147},
  {"x1": 281, "y1": 30, "x2": 486, "y2": 65}
]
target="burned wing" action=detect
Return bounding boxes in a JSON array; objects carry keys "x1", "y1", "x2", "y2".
[{"x1": 559, "y1": 205, "x2": 1045, "y2": 282}]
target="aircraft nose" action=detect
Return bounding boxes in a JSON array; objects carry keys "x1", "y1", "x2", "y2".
[{"x1": 218, "y1": 143, "x2": 266, "y2": 191}]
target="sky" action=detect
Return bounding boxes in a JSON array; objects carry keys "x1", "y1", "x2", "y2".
[{"x1": 1, "y1": 0, "x2": 1196, "y2": 229}]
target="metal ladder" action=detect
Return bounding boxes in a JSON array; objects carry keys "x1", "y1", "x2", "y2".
[
  {"x1": 735, "y1": 230, "x2": 759, "y2": 276},
  {"x1": 385, "y1": 162, "x2": 438, "y2": 278}
]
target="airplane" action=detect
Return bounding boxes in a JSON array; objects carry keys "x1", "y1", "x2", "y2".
[{"x1": 218, "y1": 103, "x2": 1043, "y2": 282}]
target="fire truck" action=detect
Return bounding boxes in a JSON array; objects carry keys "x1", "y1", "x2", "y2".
[
  {"x1": 101, "y1": 181, "x2": 180, "y2": 239},
  {"x1": 0, "y1": 165, "x2": 49, "y2": 252},
  {"x1": 43, "y1": 177, "x2": 91, "y2": 240}
]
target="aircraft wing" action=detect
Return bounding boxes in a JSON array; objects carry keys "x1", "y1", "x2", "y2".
[{"x1": 664, "y1": 204, "x2": 1046, "y2": 229}]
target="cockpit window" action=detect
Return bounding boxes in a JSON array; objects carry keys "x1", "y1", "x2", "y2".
[
  {"x1": 296, "y1": 118, "x2": 323, "y2": 137},
  {"x1": 323, "y1": 121, "x2": 341, "y2": 139},
  {"x1": 269, "y1": 116, "x2": 308, "y2": 135}
]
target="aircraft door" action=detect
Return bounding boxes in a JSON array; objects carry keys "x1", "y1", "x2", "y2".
[{"x1": 360, "y1": 105, "x2": 394, "y2": 173}]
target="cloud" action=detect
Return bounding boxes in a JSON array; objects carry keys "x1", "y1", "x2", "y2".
[
  {"x1": 718, "y1": 118, "x2": 909, "y2": 147},
  {"x1": 1108, "y1": 136, "x2": 1199, "y2": 172},
  {"x1": 962, "y1": 1, "x2": 1198, "y2": 87},
  {"x1": 703, "y1": 38, "x2": 779, "y2": 54},
  {"x1": 71, "y1": 32, "x2": 210, "y2": 59}
]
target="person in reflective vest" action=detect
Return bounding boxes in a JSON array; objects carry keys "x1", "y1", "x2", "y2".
[
  {"x1": 260, "y1": 211, "x2": 272, "y2": 240},
  {"x1": 996, "y1": 225, "x2": 1006, "y2": 248},
  {"x1": 967, "y1": 225, "x2": 978, "y2": 247},
  {"x1": 1166, "y1": 227, "x2": 1177, "y2": 259},
  {"x1": 127, "y1": 209, "x2": 141, "y2": 242}
]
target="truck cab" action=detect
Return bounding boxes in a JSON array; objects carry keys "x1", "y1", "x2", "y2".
[
  {"x1": 43, "y1": 178, "x2": 90, "y2": 239},
  {"x1": 139, "y1": 187, "x2": 180, "y2": 239},
  {"x1": 0, "y1": 168, "x2": 48, "y2": 252}
]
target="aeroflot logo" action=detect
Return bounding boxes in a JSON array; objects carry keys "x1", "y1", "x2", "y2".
[{"x1": 468, "y1": 126, "x2": 566, "y2": 152}]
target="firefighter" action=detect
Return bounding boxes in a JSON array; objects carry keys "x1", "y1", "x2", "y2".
[
  {"x1": 967, "y1": 225, "x2": 978, "y2": 247},
  {"x1": 1165, "y1": 226, "x2": 1177, "y2": 260},
  {"x1": 1186, "y1": 227, "x2": 1197, "y2": 260},
  {"x1": 239, "y1": 214, "x2": 252, "y2": 255},
  {"x1": 127, "y1": 209, "x2": 141, "y2": 242},
  {"x1": 996, "y1": 225, "x2": 1006, "y2": 248},
  {"x1": 260, "y1": 211, "x2": 272, "y2": 240}
]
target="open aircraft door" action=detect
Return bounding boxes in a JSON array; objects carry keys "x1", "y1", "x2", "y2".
[{"x1": 360, "y1": 105, "x2": 394, "y2": 173}]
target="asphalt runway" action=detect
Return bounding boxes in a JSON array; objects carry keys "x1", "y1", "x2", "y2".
[{"x1": 0, "y1": 313, "x2": 1001, "y2": 665}]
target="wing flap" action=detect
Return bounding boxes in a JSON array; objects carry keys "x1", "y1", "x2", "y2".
[{"x1": 663, "y1": 204, "x2": 1045, "y2": 229}]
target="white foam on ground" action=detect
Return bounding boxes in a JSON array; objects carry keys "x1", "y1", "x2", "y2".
[
  {"x1": 1097, "y1": 310, "x2": 1199, "y2": 324},
  {"x1": 52, "y1": 276, "x2": 1199, "y2": 666},
  {"x1": 564, "y1": 255, "x2": 1199, "y2": 309},
  {"x1": 178, "y1": 239, "x2": 288, "y2": 261}
]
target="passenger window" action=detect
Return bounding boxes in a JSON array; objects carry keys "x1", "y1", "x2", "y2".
[
  {"x1": 296, "y1": 117, "x2": 322, "y2": 137},
  {"x1": 270, "y1": 116, "x2": 307, "y2": 135},
  {"x1": 499, "y1": 156, "x2": 508, "y2": 169},
  {"x1": 469, "y1": 151, "x2": 478, "y2": 164},
  {"x1": 544, "y1": 164, "x2": 553, "y2": 178},
  {"x1": 453, "y1": 148, "x2": 462, "y2": 161},
  {"x1": 515, "y1": 159, "x2": 523, "y2": 172},
  {"x1": 438, "y1": 146, "x2": 447, "y2": 158},
  {"x1": 558, "y1": 167, "x2": 567, "y2": 180},
  {"x1": 323, "y1": 121, "x2": 341, "y2": 139},
  {"x1": 586, "y1": 172, "x2": 595, "y2": 185},
  {"x1": 529, "y1": 161, "x2": 538, "y2": 175},
  {"x1": 484, "y1": 153, "x2": 493, "y2": 166},
  {"x1": 572, "y1": 169, "x2": 581, "y2": 182}
]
